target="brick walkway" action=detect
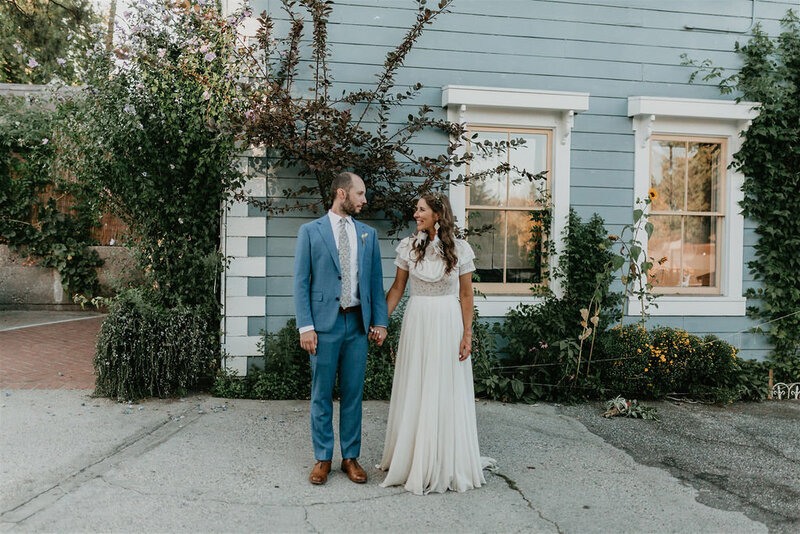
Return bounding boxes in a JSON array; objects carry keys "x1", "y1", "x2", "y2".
[{"x1": 0, "y1": 317, "x2": 103, "y2": 389}]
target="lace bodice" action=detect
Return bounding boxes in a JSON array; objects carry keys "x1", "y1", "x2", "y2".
[{"x1": 394, "y1": 236, "x2": 476, "y2": 297}]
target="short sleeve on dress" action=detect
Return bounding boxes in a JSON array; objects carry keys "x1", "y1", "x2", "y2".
[
  {"x1": 394, "y1": 237, "x2": 413, "y2": 271},
  {"x1": 456, "y1": 239, "x2": 476, "y2": 275}
]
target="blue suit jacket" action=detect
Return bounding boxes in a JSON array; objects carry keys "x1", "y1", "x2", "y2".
[{"x1": 294, "y1": 215, "x2": 389, "y2": 334}]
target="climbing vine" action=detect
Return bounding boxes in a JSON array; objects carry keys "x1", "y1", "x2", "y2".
[
  {"x1": 683, "y1": 11, "x2": 800, "y2": 379},
  {"x1": 0, "y1": 94, "x2": 103, "y2": 297}
]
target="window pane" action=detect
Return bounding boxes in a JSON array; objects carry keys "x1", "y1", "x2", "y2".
[
  {"x1": 684, "y1": 216, "x2": 717, "y2": 287},
  {"x1": 467, "y1": 209, "x2": 504, "y2": 283},
  {"x1": 468, "y1": 131, "x2": 508, "y2": 207},
  {"x1": 688, "y1": 142, "x2": 722, "y2": 213},
  {"x1": 651, "y1": 140, "x2": 686, "y2": 212},
  {"x1": 506, "y1": 211, "x2": 543, "y2": 283},
  {"x1": 508, "y1": 133, "x2": 548, "y2": 207},
  {"x1": 649, "y1": 215, "x2": 682, "y2": 288}
]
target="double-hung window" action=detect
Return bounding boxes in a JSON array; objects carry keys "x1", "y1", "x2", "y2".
[
  {"x1": 466, "y1": 127, "x2": 551, "y2": 293},
  {"x1": 443, "y1": 86, "x2": 589, "y2": 314},
  {"x1": 628, "y1": 96, "x2": 758, "y2": 316},
  {"x1": 648, "y1": 135, "x2": 726, "y2": 294}
]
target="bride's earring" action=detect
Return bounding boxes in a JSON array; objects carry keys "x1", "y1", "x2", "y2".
[{"x1": 434, "y1": 221, "x2": 440, "y2": 232}]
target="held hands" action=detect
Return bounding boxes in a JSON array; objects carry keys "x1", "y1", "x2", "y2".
[
  {"x1": 458, "y1": 333, "x2": 472, "y2": 361},
  {"x1": 368, "y1": 326, "x2": 388, "y2": 346},
  {"x1": 300, "y1": 330, "x2": 318, "y2": 355}
]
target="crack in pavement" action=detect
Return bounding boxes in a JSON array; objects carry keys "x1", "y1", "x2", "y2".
[
  {"x1": 303, "y1": 488, "x2": 407, "y2": 507},
  {"x1": 0, "y1": 407, "x2": 202, "y2": 525},
  {"x1": 302, "y1": 506, "x2": 319, "y2": 533},
  {"x1": 98, "y1": 473, "x2": 408, "y2": 511},
  {"x1": 491, "y1": 471, "x2": 563, "y2": 534}
]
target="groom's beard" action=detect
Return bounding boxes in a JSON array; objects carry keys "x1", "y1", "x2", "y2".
[{"x1": 341, "y1": 197, "x2": 360, "y2": 216}]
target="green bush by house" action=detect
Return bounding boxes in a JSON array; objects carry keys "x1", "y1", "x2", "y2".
[{"x1": 94, "y1": 290, "x2": 217, "y2": 400}]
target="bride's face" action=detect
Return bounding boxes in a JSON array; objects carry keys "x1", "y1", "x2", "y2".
[{"x1": 414, "y1": 199, "x2": 439, "y2": 235}]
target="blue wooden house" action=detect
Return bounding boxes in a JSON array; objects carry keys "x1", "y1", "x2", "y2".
[{"x1": 219, "y1": 0, "x2": 793, "y2": 374}]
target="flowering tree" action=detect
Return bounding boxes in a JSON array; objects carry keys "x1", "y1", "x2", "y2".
[
  {"x1": 0, "y1": 0, "x2": 100, "y2": 84},
  {"x1": 61, "y1": 1, "x2": 252, "y2": 314}
]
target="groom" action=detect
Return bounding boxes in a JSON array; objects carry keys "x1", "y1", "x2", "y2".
[{"x1": 293, "y1": 172, "x2": 389, "y2": 485}]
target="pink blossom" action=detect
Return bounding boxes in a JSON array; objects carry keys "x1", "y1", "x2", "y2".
[
  {"x1": 157, "y1": 48, "x2": 166, "y2": 58},
  {"x1": 204, "y1": 51, "x2": 216, "y2": 62},
  {"x1": 199, "y1": 44, "x2": 209, "y2": 53},
  {"x1": 202, "y1": 90, "x2": 211, "y2": 101},
  {"x1": 56, "y1": 57, "x2": 66, "y2": 65},
  {"x1": 27, "y1": 57, "x2": 39, "y2": 68},
  {"x1": 41, "y1": 138, "x2": 49, "y2": 145}
]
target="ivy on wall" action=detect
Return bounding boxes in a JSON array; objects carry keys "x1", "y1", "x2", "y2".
[
  {"x1": 684, "y1": 11, "x2": 800, "y2": 379},
  {"x1": 0, "y1": 94, "x2": 103, "y2": 298}
]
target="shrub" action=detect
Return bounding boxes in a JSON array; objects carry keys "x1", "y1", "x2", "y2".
[
  {"x1": 486, "y1": 210, "x2": 621, "y2": 403},
  {"x1": 213, "y1": 313, "x2": 401, "y2": 401},
  {"x1": 249, "y1": 319, "x2": 311, "y2": 400},
  {"x1": 94, "y1": 290, "x2": 218, "y2": 400},
  {"x1": 735, "y1": 359, "x2": 772, "y2": 401},
  {"x1": 596, "y1": 326, "x2": 745, "y2": 402},
  {"x1": 596, "y1": 325, "x2": 651, "y2": 398},
  {"x1": 213, "y1": 300, "x2": 495, "y2": 401}
]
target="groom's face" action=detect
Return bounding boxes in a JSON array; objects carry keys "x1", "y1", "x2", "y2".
[{"x1": 341, "y1": 177, "x2": 367, "y2": 216}]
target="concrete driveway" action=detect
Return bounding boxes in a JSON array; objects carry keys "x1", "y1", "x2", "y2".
[{"x1": 2, "y1": 390, "x2": 796, "y2": 533}]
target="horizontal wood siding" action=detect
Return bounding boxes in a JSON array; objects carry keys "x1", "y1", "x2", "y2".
[{"x1": 238, "y1": 0, "x2": 796, "y2": 361}]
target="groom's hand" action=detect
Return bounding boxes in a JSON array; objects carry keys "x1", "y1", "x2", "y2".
[
  {"x1": 369, "y1": 326, "x2": 387, "y2": 346},
  {"x1": 300, "y1": 330, "x2": 318, "y2": 355}
]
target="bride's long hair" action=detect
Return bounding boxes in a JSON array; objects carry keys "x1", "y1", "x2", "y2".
[{"x1": 412, "y1": 193, "x2": 458, "y2": 275}]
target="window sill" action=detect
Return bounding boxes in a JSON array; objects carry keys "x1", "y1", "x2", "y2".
[
  {"x1": 475, "y1": 295, "x2": 543, "y2": 317},
  {"x1": 627, "y1": 296, "x2": 746, "y2": 317}
]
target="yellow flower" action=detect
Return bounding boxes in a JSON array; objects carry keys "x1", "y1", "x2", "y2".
[{"x1": 648, "y1": 188, "x2": 658, "y2": 200}]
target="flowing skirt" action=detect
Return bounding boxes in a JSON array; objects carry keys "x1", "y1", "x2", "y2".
[{"x1": 379, "y1": 295, "x2": 490, "y2": 495}]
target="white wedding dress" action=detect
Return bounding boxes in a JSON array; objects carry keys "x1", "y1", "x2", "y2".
[{"x1": 379, "y1": 236, "x2": 494, "y2": 495}]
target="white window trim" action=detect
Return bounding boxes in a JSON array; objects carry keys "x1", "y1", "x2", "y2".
[
  {"x1": 628, "y1": 96, "x2": 759, "y2": 317},
  {"x1": 443, "y1": 85, "x2": 589, "y2": 316}
]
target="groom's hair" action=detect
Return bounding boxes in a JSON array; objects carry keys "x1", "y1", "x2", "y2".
[{"x1": 330, "y1": 172, "x2": 358, "y2": 202}]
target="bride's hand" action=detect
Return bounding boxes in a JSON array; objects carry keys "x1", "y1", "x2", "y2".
[{"x1": 458, "y1": 334, "x2": 472, "y2": 361}]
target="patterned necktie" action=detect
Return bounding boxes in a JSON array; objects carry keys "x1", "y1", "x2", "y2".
[{"x1": 338, "y1": 218, "x2": 351, "y2": 309}]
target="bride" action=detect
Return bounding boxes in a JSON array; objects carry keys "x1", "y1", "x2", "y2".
[{"x1": 376, "y1": 192, "x2": 491, "y2": 495}]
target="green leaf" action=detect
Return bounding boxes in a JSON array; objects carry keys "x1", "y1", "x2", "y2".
[{"x1": 511, "y1": 378, "x2": 524, "y2": 399}]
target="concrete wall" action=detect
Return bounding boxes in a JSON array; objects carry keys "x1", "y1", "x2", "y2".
[{"x1": 0, "y1": 245, "x2": 139, "y2": 309}]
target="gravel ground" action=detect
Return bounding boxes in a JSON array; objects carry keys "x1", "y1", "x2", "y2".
[{"x1": 559, "y1": 400, "x2": 800, "y2": 534}]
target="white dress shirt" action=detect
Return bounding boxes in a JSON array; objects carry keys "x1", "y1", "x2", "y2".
[
  {"x1": 298, "y1": 211, "x2": 360, "y2": 334},
  {"x1": 327, "y1": 210, "x2": 360, "y2": 308}
]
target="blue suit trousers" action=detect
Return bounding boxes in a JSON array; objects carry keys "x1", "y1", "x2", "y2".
[{"x1": 309, "y1": 311, "x2": 368, "y2": 461}]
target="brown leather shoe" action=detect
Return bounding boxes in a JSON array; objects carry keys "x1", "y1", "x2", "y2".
[
  {"x1": 341, "y1": 458, "x2": 367, "y2": 483},
  {"x1": 309, "y1": 460, "x2": 332, "y2": 485}
]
